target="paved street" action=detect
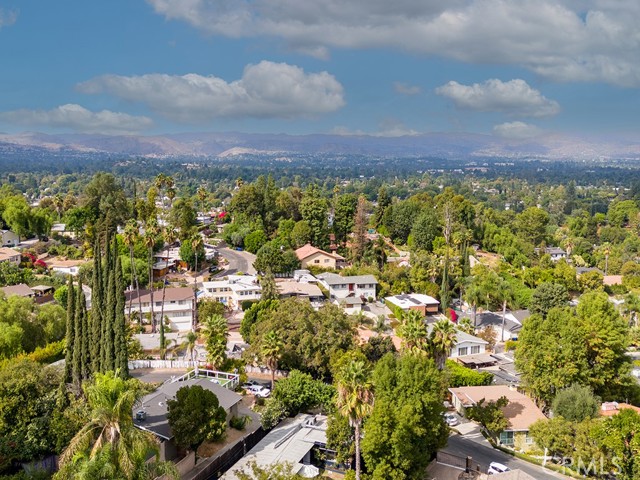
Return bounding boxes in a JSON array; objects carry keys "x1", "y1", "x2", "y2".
[
  {"x1": 216, "y1": 246, "x2": 256, "y2": 276},
  {"x1": 442, "y1": 434, "x2": 570, "y2": 479}
]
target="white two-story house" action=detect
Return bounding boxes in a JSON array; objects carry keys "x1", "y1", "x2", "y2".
[
  {"x1": 201, "y1": 275, "x2": 262, "y2": 311},
  {"x1": 316, "y1": 273, "x2": 378, "y2": 307},
  {"x1": 127, "y1": 287, "x2": 195, "y2": 332}
]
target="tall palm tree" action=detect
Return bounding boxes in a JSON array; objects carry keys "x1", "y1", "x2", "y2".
[
  {"x1": 123, "y1": 220, "x2": 141, "y2": 323},
  {"x1": 191, "y1": 234, "x2": 204, "y2": 331},
  {"x1": 463, "y1": 278, "x2": 484, "y2": 327},
  {"x1": 202, "y1": 314, "x2": 228, "y2": 369},
  {"x1": 159, "y1": 226, "x2": 177, "y2": 335},
  {"x1": 602, "y1": 242, "x2": 612, "y2": 275},
  {"x1": 166, "y1": 186, "x2": 176, "y2": 209},
  {"x1": 143, "y1": 221, "x2": 159, "y2": 332},
  {"x1": 495, "y1": 277, "x2": 514, "y2": 343},
  {"x1": 53, "y1": 193, "x2": 64, "y2": 220},
  {"x1": 336, "y1": 359, "x2": 374, "y2": 480},
  {"x1": 183, "y1": 330, "x2": 198, "y2": 366},
  {"x1": 197, "y1": 185, "x2": 208, "y2": 217},
  {"x1": 396, "y1": 309, "x2": 428, "y2": 354},
  {"x1": 261, "y1": 330, "x2": 284, "y2": 390},
  {"x1": 56, "y1": 372, "x2": 177, "y2": 480},
  {"x1": 429, "y1": 319, "x2": 457, "y2": 370}
]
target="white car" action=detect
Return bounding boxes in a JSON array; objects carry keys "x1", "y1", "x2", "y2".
[
  {"x1": 443, "y1": 413, "x2": 459, "y2": 427},
  {"x1": 248, "y1": 385, "x2": 271, "y2": 398},
  {"x1": 487, "y1": 462, "x2": 510, "y2": 475}
]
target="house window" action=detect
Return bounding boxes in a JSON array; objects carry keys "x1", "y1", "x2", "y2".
[
  {"x1": 314, "y1": 259, "x2": 320, "y2": 264},
  {"x1": 471, "y1": 346, "x2": 480, "y2": 354},
  {"x1": 155, "y1": 302, "x2": 162, "y2": 307},
  {"x1": 525, "y1": 434, "x2": 534, "y2": 444},
  {"x1": 458, "y1": 347, "x2": 468, "y2": 356},
  {"x1": 324, "y1": 259, "x2": 329, "y2": 263},
  {"x1": 499, "y1": 431, "x2": 514, "y2": 446}
]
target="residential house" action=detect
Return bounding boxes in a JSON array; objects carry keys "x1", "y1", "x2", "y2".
[
  {"x1": 295, "y1": 243, "x2": 347, "y2": 270},
  {"x1": 133, "y1": 376, "x2": 242, "y2": 461},
  {"x1": 466, "y1": 311, "x2": 527, "y2": 342},
  {"x1": 0, "y1": 247, "x2": 20, "y2": 266},
  {"x1": 447, "y1": 329, "x2": 489, "y2": 359},
  {"x1": 50, "y1": 223, "x2": 76, "y2": 239},
  {"x1": 1, "y1": 283, "x2": 35, "y2": 298},
  {"x1": 126, "y1": 287, "x2": 195, "y2": 331},
  {"x1": 600, "y1": 401, "x2": 640, "y2": 417},
  {"x1": 449, "y1": 385, "x2": 546, "y2": 451},
  {"x1": 0, "y1": 230, "x2": 19, "y2": 247},
  {"x1": 276, "y1": 279, "x2": 325, "y2": 308},
  {"x1": 386, "y1": 293, "x2": 440, "y2": 315},
  {"x1": 31, "y1": 285, "x2": 55, "y2": 304},
  {"x1": 535, "y1": 246, "x2": 566, "y2": 262},
  {"x1": 316, "y1": 272, "x2": 377, "y2": 302},
  {"x1": 201, "y1": 275, "x2": 261, "y2": 310},
  {"x1": 48, "y1": 259, "x2": 86, "y2": 276},
  {"x1": 222, "y1": 414, "x2": 335, "y2": 480}
]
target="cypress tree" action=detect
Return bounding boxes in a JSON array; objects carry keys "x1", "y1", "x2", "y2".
[
  {"x1": 114, "y1": 255, "x2": 129, "y2": 378},
  {"x1": 64, "y1": 275, "x2": 75, "y2": 383},
  {"x1": 91, "y1": 235, "x2": 104, "y2": 373},
  {"x1": 79, "y1": 280, "x2": 90, "y2": 380},
  {"x1": 103, "y1": 234, "x2": 116, "y2": 371},
  {"x1": 72, "y1": 277, "x2": 83, "y2": 386}
]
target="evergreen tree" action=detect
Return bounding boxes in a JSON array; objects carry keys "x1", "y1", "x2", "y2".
[
  {"x1": 64, "y1": 275, "x2": 76, "y2": 383},
  {"x1": 72, "y1": 278, "x2": 83, "y2": 386},
  {"x1": 78, "y1": 279, "x2": 90, "y2": 380},
  {"x1": 91, "y1": 235, "x2": 104, "y2": 373},
  {"x1": 259, "y1": 269, "x2": 278, "y2": 301},
  {"x1": 102, "y1": 236, "x2": 116, "y2": 371},
  {"x1": 351, "y1": 195, "x2": 368, "y2": 261},
  {"x1": 114, "y1": 255, "x2": 129, "y2": 378}
]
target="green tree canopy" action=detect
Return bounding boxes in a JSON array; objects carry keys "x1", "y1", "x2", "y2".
[
  {"x1": 361, "y1": 354, "x2": 448, "y2": 480},
  {"x1": 166, "y1": 385, "x2": 227, "y2": 455},
  {"x1": 551, "y1": 384, "x2": 600, "y2": 422},
  {"x1": 530, "y1": 282, "x2": 569, "y2": 318},
  {"x1": 248, "y1": 298, "x2": 356, "y2": 379}
]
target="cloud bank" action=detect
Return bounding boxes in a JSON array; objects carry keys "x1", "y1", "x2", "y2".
[
  {"x1": 78, "y1": 61, "x2": 345, "y2": 122},
  {"x1": 493, "y1": 121, "x2": 542, "y2": 139},
  {"x1": 146, "y1": 0, "x2": 640, "y2": 87},
  {"x1": 436, "y1": 79, "x2": 560, "y2": 117},
  {"x1": 0, "y1": 104, "x2": 153, "y2": 134}
]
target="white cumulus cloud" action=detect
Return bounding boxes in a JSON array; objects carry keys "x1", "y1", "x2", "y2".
[
  {"x1": 493, "y1": 121, "x2": 542, "y2": 139},
  {"x1": 0, "y1": 104, "x2": 154, "y2": 134},
  {"x1": 77, "y1": 61, "x2": 345, "y2": 122},
  {"x1": 0, "y1": 8, "x2": 18, "y2": 29},
  {"x1": 146, "y1": 0, "x2": 640, "y2": 87},
  {"x1": 436, "y1": 79, "x2": 560, "y2": 117},
  {"x1": 394, "y1": 82, "x2": 422, "y2": 95}
]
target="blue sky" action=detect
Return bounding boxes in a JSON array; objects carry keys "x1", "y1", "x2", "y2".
[{"x1": 0, "y1": 0, "x2": 639, "y2": 138}]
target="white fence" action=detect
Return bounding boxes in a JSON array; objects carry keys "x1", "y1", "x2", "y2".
[{"x1": 128, "y1": 359, "x2": 199, "y2": 370}]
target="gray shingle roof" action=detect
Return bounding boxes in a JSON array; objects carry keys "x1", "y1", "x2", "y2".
[{"x1": 133, "y1": 378, "x2": 242, "y2": 440}]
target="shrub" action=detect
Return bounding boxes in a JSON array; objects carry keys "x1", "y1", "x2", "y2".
[
  {"x1": 230, "y1": 415, "x2": 251, "y2": 431},
  {"x1": 446, "y1": 360, "x2": 493, "y2": 387},
  {"x1": 504, "y1": 340, "x2": 518, "y2": 352},
  {"x1": 260, "y1": 398, "x2": 287, "y2": 429}
]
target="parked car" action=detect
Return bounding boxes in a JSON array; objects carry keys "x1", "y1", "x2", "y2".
[
  {"x1": 487, "y1": 462, "x2": 510, "y2": 475},
  {"x1": 443, "y1": 413, "x2": 460, "y2": 427},
  {"x1": 241, "y1": 380, "x2": 260, "y2": 390},
  {"x1": 248, "y1": 385, "x2": 271, "y2": 398}
]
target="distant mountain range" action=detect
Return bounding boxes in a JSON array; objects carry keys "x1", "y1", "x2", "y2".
[{"x1": 1, "y1": 130, "x2": 640, "y2": 160}]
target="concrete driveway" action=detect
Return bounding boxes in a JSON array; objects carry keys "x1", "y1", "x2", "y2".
[{"x1": 216, "y1": 247, "x2": 256, "y2": 276}]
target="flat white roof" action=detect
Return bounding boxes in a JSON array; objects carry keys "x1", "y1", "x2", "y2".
[{"x1": 386, "y1": 293, "x2": 440, "y2": 309}]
